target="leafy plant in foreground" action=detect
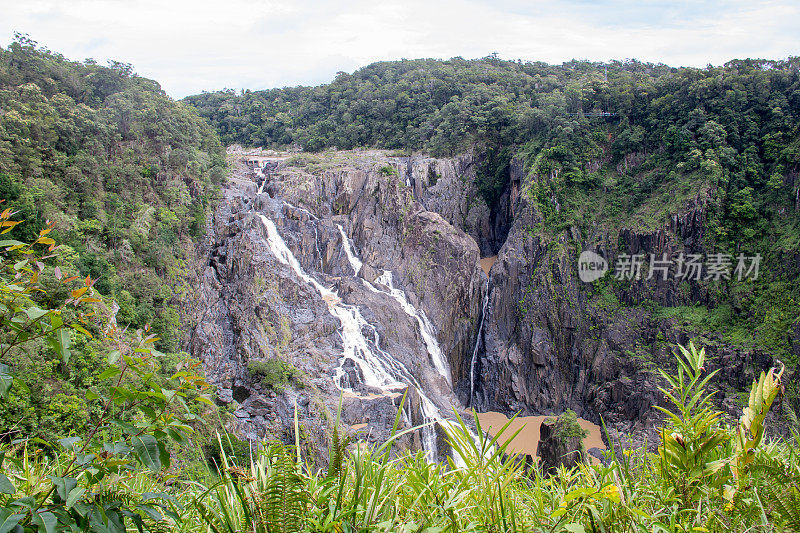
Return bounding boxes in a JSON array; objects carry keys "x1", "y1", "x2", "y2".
[
  {"x1": 0, "y1": 213, "x2": 212, "y2": 532},
  {"x1": 655, "y1": 342, "x2": 730, "y2": 511}
]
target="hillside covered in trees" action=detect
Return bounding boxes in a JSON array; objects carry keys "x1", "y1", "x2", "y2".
[
  {"x1": 0, "y1": 32, "x2": 798, "y2": 531},
  {"x1": 1, "y1": 35, "x2": 226, "y2": 348},
  {"x1": 0, "y1": 35, "x2": 226, "y2": 441}
]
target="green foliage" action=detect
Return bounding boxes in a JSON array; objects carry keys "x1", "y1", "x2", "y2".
[
  {"x1": 731, "y1": 361, "x2": 785, "y2": 483},
  {"x1": 194, "y1": 437, "x2": 308, "y2": 533},
  {"x1": 655, "y1": 343, "x2": 730, "y2": 510},
  {"x1": 247, "y1": 359, "x2": 302, "y2": 392},
  {"x1": 752, "y1": 438, "x2": 800, "y2": 531},
  {"x1": 201, "y1": 433, "x2": 251, "y2": 472},
  {"x1": 377, "y1": 165, "x2": 396, "y2": 177},
  {"x1": 0, "y1": 332, "x2": 791, "y2": 532},
  {"x1": 0, "y1": 213, "x2": 213, "y2": 532},
  {"x1": 186, "y1": 345, "x2": 791, "y2": 532},
  {"x1": 325, "y1": 397, "x2": 350, "y2": 482},
  {"x1": 554, "y1": 409, "x2": 589, "y2": 444},
  {"x1": 0, "y1": 34, "x2": 226, "y2": 352},
  {"x1": 476, "y1": 144, "x2": 511, "y2": 209}
]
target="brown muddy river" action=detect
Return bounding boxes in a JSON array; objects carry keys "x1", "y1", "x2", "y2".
[
  {"x1": 480, "y1": 256, "x2": 498, "y2": 276},
  {"x1": 476, "y1": 411, "x2": 606, "y2": 463}
]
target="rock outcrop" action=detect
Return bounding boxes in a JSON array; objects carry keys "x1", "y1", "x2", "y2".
[
  {"x1": 185, "y1": 149, "x2": 793, "y2": 464},
  {"x1": 185, "y1": 153, "x2": 485, "y2": 464},
  {"x1": 473, "y1": 171, "x2": 790, "y2": 447},
  {"x1": 537, "y1": 412, "x2": 587, "y2": 475},
  {"x1": 385, "y1": 150, "x2": 514, "y2": 256}
]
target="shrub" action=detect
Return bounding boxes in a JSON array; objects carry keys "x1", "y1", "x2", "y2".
[
  {"x1": 554, "y1": 409, "x2": 588, "y2": 444},
  {"x1": 248, "y1": 359, "x2": 302, "y2": 391},
  {"x1": 0, "y1": 212, "x2": 213, "y2": 531},
  {"x1": 378, "y1": 165, "x2": 397, "y2": 177}
]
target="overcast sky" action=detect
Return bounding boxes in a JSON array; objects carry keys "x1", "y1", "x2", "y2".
[{"x1": 2, "y1": 0, "x2": 798, "y2": 99}]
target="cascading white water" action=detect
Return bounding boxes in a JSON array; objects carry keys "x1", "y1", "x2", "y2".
[
  {"x1": 259, "y1": 207, "x2": 479, "y2": 465},
  {"x1": 253, "y1": 170, "x2": 431, "y2": 428},
  {"x1": 260, "y1": 215, "x2": 330, "y2": 297},
  {"x1": 337, "y1": 225, "x2": 480, "y2": 465},
  {"x1": 339, "y1": 218, "x2": 450, "y2": 385},
  {"x1": 372, "y1": 271, "x2": 452, "y2": 385},
  {"x1": 260, "y1": 215, "x2": 406, "y2": 392},
  {"x1": 335, "y1": 224, "x2": 443, "y2": 459},
  {"x1": 337, "y1": 225, "x2": 362, "y2": 276},
  {"x1": 285, "y1": 201, "x2": 318, "y2": 221},
  {"x1": 469, "y1": 278, "x2": 489, "y2": 406},
  {"x1": 254, "y1": 168, "x2": 406, "y2": 389}
]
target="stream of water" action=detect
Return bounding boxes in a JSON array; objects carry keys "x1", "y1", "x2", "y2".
[
  {"x1": 469, "y1": 277, "x2": 489, "y2": 406},
  {"x1": 373, "y1": 271, "x2": 451, "y2": 384},
  {"x1": 261, "y1": 212, "x2": 463, "y2": 461},
  {"x1": 337, "y1": 225, "x2": 363, "y2": 276},
  {"x1": 335, "y1": 225, "x2": 489, "y2": 466},
  {"x1": 336, "y1": 224, "x2": 454, "y2": 460}
]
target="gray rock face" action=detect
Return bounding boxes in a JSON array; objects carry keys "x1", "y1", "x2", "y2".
[
  {"x1": 185, "y1": 153, "x2": 486, "y2": 464},
  {"x1": 473, "y1": 177, "x2": 789, "y2": 448},
  {"x1": 384, "y1": 150, "x2": 513, "y2": 256},
  {"x1": 184, "y1": 151, "x2": 792, "y2": 464}
]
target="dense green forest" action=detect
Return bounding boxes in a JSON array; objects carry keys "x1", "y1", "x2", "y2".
[
  {"x1": 184, "y1": 55, "x2": 800, "y2": 237},
  {"x1": 0, "y1": 34, "x2": 226, "y2": 344},
  {"x1": 186, "y1": 56, "x2": 800, "y2": 366},
  {"x1": 0, "y1": 35, "x2": 226, "y2": 442}
]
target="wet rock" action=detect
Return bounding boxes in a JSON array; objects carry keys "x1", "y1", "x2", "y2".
[
  {"x1": 217, "y1": 388, "x2": 234, "y2": 404},
  {"x1": 587, "y1": 447, "x2": 604, "y2": 463},
  {"x1": 339, "y1": 359, "x2": 365, "y2": 390}
]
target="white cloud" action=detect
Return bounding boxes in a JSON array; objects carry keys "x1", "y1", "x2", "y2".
[{"x1": 0, "y1": 0, "x2": 797, "y2": 98}]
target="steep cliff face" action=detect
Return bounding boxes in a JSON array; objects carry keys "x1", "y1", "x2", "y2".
[
  {"x1": 186, "y1": 149, "x2": 793, "y2": 461},
  {"x1": 262, "y1": 153, "x2": 486, "y2": 392},
  {"x1": 474, "y1": 179, "x2": 791, "y2": 445},
  {"x1": 386, "y1": 150, "x2": 515, "y2": 257},
  {"x1": 186, "y1": 153, "x2": 485, "y2": 462}
]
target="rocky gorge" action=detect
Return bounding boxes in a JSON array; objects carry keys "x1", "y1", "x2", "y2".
[{"x1": 185, "y1": 148, "x2": 796, "y2": 464}]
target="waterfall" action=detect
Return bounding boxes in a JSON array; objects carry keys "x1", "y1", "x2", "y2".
[
  {"x1": 337, "y1": 224, "x2": 449, "y2": 383},
  {"x1": 263, "y1": 214, "x2": 461, "y2": 461},
  {"x1": 257, "y1": 169, "x2": 267, "y2": 195},
  {"x1": 470, "y1": 277, "x2": 489, "y2": 407},
  {"x1": 260, "y1": 215, "x2": 404, "y2": 391},
  {"x1": 285, "y1": 201, "x2": 318, "y2": 221},
  {"x1": 253, "y1": 173, "x2": 488, "y2": 464},
  {"x1": 372, "y1": 271, "x2": 451, "y2": 385},
  {"x1": 337, "y1": 225, "x2": 362, "y2": 276},
  {"x1": 337, "y1": 225, "x2": 481, "y2": 465}
]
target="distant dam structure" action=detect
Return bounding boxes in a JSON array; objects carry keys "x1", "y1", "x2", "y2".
[
  {"x1": 227, "y1": 146, "x2": 290, "y2": 170},
  {"x1": 243, "y1": 154, "x2": 281, "y2": 169}
]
